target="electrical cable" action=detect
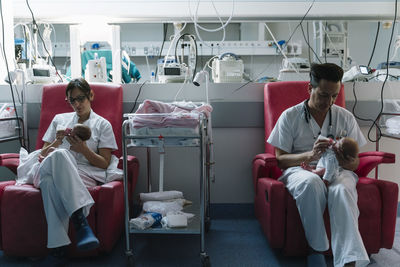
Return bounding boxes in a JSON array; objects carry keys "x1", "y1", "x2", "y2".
[
  {"x1": 367, "y1": 22, "x2": 380, "y2": 67},
  {"x1": 285, "y1": 0, "x2": 316, "y2": 49},
  {"x1": 25, "y1": 0, "x2": 63, "y2": 82},
  {"x1": 355, "y1": 0, "x2": 397, "y2": 143},
  {"x1": 300, "y1": 23, "x2": 322, "y2": 63},
  {"x1": 0, "y1": 0, "x2": 25, "y2": 148},
  {"x1": 155, "y1": 23, "x2": 168, "y2": 80},
  {"x1": 306, "y1": 22, "x2": 311, "y2": 66},
  {"x1": 324, "y1": 22, "x2": 327, "y2": 63},
  {"x1": 351, "y1": 82, "x2": 381, "y2": 138},
  {"x1": 129, "y1": 80, "x2": 148, "y2": 113},
  {"x1": 264, "y1": 23, "x2": 300, "y2": 73},
  {"x1": 174, "y1": 33, "x2": 198, "y2": 81}
]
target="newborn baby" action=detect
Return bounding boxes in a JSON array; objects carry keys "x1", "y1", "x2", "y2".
[
  {"x1": 302, "y1": 136, "x2": 359, "y2": 184},
  {"x1": 39, "y1": 124, "x2": 91, "y2": 161},
  {"x1": 65, "y1": 123, "x2": 92, "y2": 141}
]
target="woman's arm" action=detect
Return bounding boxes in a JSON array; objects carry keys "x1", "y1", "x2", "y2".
[
  {"x1": 41, "y1": 130, "x2": 66, "y2": 156},
  {"x1": 67, "y1": 135, "x2": 111, "y2": 169}
]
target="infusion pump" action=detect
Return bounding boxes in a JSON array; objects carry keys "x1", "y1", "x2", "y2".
[
  {"x1": 212, "y1": 53, "x2": 244, "y2": 83},
  {"x1": 27, "y1": 64, "x2": 58, "y2": 84},
  {"x1": 85, "y1": 56, "x2": 107, "y2": 83}
]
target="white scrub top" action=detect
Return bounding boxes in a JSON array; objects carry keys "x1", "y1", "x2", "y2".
[
  {"x1": 42, "y1": 110, "x2": 120, "y2": 185},
  {"x1": 267, "y1": 101, "x2": 366, "y2": 165}
]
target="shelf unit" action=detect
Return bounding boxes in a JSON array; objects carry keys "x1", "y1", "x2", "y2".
[{"x1": 121, "y1": 112, "x2": 212, "y2": 266}]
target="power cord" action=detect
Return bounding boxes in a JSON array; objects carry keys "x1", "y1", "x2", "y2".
[
  {"x1": 354, "y1": 0, "x2": 397, "y2": 143},
  {"x1": 129, "y1": 81, "x2": 148, "y2": 113},
  {"x1": 285, "y1": 0, "x2": 316, "y2": 49},
  {"x1": 300, "y1": 23, "x2": 322, "y2": 64},
  {"x1": 367, "y1": 22, "x2": 380, "y2": 68},
  {"x1": 0, "y1": 0, "x2": 25, "y2": 148}
]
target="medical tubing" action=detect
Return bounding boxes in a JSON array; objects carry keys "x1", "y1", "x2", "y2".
[
  {"x1": 190, "y1": 0, "x2": 227, "y2": 47},
  {"x1": 174, "y1": 72, "x2": 189, "y2": 101},
  {"x1": 174, "y1": 34, "x2": 198, "y2": 80},
  {"x1": 162, "y1": 22, "x2": 187, "y2": 69},
  {"x1": 163, "y1": 33, "x2": 180, "y2": 69},
  {"x1": 25, "y1": 0, "x2": 63, "y2": 82},
  {"x1": 264, "y1": 23, "x2": 299, "y2": 74},
  {"x1": 189, "y1": 0, "x2": 234, "y2": 32}
]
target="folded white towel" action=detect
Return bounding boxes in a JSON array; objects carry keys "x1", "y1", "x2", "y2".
[{"x1": 140, "y1": 190, "x2": 183, "y2": 202}]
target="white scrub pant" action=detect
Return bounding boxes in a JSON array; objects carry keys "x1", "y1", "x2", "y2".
[
  {"x1": 38, "y1": 149, "x2": 94, "y2": 248},
  {"x1": 281, "y1": 167, "x2": 369, "y2": 267}
]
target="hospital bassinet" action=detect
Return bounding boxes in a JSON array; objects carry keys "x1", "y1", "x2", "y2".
[{"x1": 121, "y1": 103, "x2": 213, "y2": 267}]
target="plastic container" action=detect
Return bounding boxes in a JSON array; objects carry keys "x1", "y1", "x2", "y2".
[{"x1": 0, "y1": 103, "x2": 17, "y2": 138}]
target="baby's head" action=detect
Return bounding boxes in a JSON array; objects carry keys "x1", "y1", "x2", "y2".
[
  {"x1": 70, "y1": 124, "x2": 91, "y2": 141},
  {"x1": 334, "y1": 137, "x2": 359, "y2": 160}
]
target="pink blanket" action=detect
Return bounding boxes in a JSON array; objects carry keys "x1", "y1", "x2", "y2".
[{"x1": 132, "y1": 100, "x2": 212, "y2": 128}]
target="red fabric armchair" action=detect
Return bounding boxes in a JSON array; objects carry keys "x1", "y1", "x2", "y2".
[
  {"x1": 253, "y1": 81, "x2": 398, "y2": 256},
  {"x1": 0, "y1": 83, "x2": 139, "y2": 257}
]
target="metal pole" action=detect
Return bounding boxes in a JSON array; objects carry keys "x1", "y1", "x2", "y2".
[{"x1": 122, "y1": 120, "x2": 132, "y2": 255}]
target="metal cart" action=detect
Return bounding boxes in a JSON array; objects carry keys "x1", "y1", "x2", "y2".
[
  {"x1": 122, "y1": 112, "x2": 212, "y2": 267},
  {"x1": 0, "y1": 116, "x2": 27, "y2": 148}
]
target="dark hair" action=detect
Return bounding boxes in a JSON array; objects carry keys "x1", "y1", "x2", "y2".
[
  {"x1": 341, "y1": 137, "x2": 359, "y2": 160},
  {"x1": 310, "y1": 63, "x2": 344, "y2": 88},
  {"x1": 65, "y1": 78, "x2": 91, "y2": 97}
]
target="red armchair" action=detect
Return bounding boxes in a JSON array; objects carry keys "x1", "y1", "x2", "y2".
[
  {"x1": 0, "y1": 83, "x2": 139, "y2": 257},
  {"x1": 253, "y1": 81, "x2": 398, "y2": 256}
]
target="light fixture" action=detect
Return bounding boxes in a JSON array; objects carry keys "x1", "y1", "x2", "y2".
[{"x1": 193, "y1": 70, "x2": 208, "y2": 86}]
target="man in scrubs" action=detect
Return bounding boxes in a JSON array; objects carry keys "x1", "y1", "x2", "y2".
[{"x1": 267, "y1": 63, "x2": 369, "y2": 267}]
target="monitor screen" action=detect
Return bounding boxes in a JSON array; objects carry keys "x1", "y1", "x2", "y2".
[
  {"x1": 33, "y1": 68, "x2": 50, "y2": 77},
  {"x1": 359, "y1": 65, "x2": 369, "y2": 75}
]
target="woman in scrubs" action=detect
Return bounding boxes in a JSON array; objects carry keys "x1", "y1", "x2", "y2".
[{"x1": 38, "y1": 78, "x2": 119, "y2": 265}]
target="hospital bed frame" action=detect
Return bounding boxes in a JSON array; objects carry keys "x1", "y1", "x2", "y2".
[{"x1": 121, "y1": 112, "x2": 211, "y2": 267}]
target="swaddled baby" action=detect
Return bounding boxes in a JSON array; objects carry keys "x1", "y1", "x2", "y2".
[
  {"x1": 301, "y1": 136, "x2": 359, "y2": 185},
  {"x1": 40, "y1": 124, "x2": 91, "y2": 160}
]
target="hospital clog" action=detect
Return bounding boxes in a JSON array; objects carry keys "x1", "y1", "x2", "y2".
[{"x1": 76, "y1": 225, "x2": 100, "y2": 251}]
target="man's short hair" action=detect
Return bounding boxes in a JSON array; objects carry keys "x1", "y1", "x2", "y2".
[{"x1": 310, "y1": 63, "x2": 344, "y2": 88}]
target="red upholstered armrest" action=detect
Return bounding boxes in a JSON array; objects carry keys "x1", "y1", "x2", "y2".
[
  {"x1": 252, "y1": 153, "x2": 281, "y2": 192},
  {"x1": 355, "y1": 151, "x2": 395, "y2": 178},
  {"x1": 96, "y1": 181, "x2": 124, "y2": 252},
  {"x1": 0, "y1": 153, "x2": 20, "y2": 174},
  {"x1": 358, "y1": 177, "x2": 399, "y2": 248}
]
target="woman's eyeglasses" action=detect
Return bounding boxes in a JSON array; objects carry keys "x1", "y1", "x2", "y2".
[{"x1": 66, "y1": 95, "x2": 87, "y2": 104}]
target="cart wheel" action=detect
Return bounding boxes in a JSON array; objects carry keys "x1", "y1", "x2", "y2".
[
  {"x1": 126, "y1": 255, "x2": 135, "y2": 267},
  {"x1": 205, "y1": 218, "x2": 211, "y2": 233},
  {"x1": 201, "y1": 254, "x2": 211, "y2": 267}
]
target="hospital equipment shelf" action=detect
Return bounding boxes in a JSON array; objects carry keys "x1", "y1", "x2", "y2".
[
  {"x1": 121, "y1": 113, "x2": 211, "y2": 267},
  {"x1": 0, "y1": 116, "x2": 26, "y2": 147}
]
